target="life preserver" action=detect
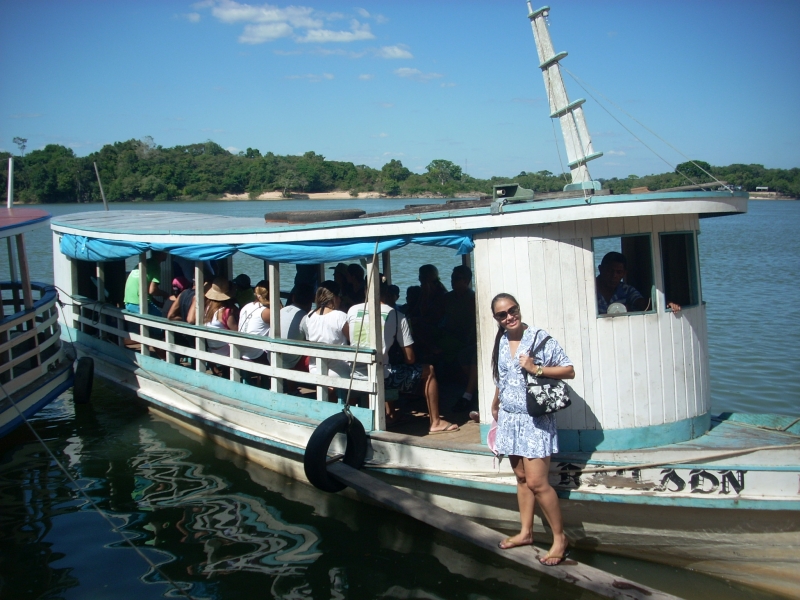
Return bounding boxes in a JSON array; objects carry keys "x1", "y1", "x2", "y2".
[
  {"x1": 264, "y1": 209, "x2": 366, "y2": 224},
  {"x1": 73, "y1": 357, "x2": 94, "y2": 405},
  {"x1": 303, "y1": 412, "x2": 367, "y2": 493}
]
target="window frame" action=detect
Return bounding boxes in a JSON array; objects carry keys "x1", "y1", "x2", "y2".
[
  {"x1": 591, "y1": 233, "x2": 657, "y2": 318},
  {"x1": 658, "y1": 230, "x2": 702, "y2": 311}
]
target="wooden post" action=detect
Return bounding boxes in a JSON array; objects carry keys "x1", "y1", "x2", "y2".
[
  {"x1": 194, "y1": 262, "x2": 205, "y2": 373},
  {"x1": 381, "y1": 251, "x2": 392, "y2": 284},
  {"x1": 366, "y1": 253, "x2": 385, "y2": 430},
  {"x1": 317, "y1": 263, "x2": 326, "y2": 287},
  {"x1": 93, "y1": 162, "x2": 109, "y2": 211},
  {"x1": 96, "y1": 262, "x2": 106, "y2": 341},
  {"x1": 7, "y1": 238, "x2": 21, "y2": 315},
  {"x1": 15, "y1": 233, "x2": 39, "y2": 367},
  {"x1": 6, "y1": 157, "x2": 13, "y2": 209},
  {"x1": 138, "y1": 253, "x2": 149, "y2": 357},
  {"x1": 268, "y1": 262, "x2": 282, "y2": 393},
  {"x1": 462, "y1": 252, "x2": 471, "y2": 269}
]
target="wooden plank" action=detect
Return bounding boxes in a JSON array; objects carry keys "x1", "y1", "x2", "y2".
[
  {"x1": 472, "y1": 235, "x2": 495, "y2": 416},
  {"x1": 628, "y1": 315, "x2": 650, "y2": 427},
  {"x1": 573, "y1": 220, "x2": 600, "y2": 430},
  {"x1": 644, "y1": 314, "x2": 664, "y2": 425},
  {"x1": 328, "y1": 463, "x2": 679, "y2": 600},
  {"x1": 527, "y1": 236, "x2": 548, "y2": 330},
  {"x1": 366, "y1": 252, "x2": 385, "y2": 430},
  {"x1": 269, "y1": 261, "x2": 283, "y2": 393},
  {"x1": 612, "y1": 316, "x2": 634, "y2": 428}
]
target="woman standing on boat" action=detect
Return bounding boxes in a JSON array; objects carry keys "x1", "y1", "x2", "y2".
[{"x1": 490, "y1": 293, "x2": 574, "y2": 566}]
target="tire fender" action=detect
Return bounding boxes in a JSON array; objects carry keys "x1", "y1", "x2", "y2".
[
  {"x1": 303, "y1": 412, "x2": 367, "y2": 493},
  {"x1": 73, "y1": 357, "x2": 94, "y2": 405}
]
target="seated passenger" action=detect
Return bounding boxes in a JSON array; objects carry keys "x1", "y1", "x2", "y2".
[
  {"x1": 237, "y1": 280, "x2": 272, "y2": 365},
  {"x1": 301, "y1": 281, "x2": 350, "y2": 400},
  {"x1": 123, "y1": 250, "x2": 168, "y2": 316},
  {"x1": 347, "y1": 281, "x2": 458, "y2": 434},
  {"x1": 232, "y1": 273, "x2": 255, "y2": 307},
  {"x1": 408, "y1": 264, "x2": 447, "y2": 362},
  {"x1": 387, "y1": 285, "x2": 401, "y2": 308},
  {"x1": 162, "y1": 276, "x2": 190, "y2": 319},
  {"x1": 280, "y1": 283, "x2": 314, "y2": 374},
  {"x1": 440, "y1": 266, "x2": 478, "y2": 412},
  {"x1": 204, "y1": 278, "x2": 239, "y2": 359},
  {"x1": 346, "y1": 264, "x2": 367, "y2": 305},
  {"x1": 596, "y1": 252, "x2": 681, "y2": 314},
  {"x1": 397, "y1": 285, "x2": 421, "y2": 316}
]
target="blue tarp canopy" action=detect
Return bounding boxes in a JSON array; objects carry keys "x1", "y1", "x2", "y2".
[{"x1": 60, "y1": 232, "x2": 477, "y2": 263}]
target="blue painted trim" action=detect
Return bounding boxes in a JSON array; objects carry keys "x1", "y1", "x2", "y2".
[
  {"x1": 528, "y1": 6, "x2": 549, "y2": 20},
  {"x1": 550, "y1": 98, "x2": 586, "y2": 119},
  {"x1": 70, "y1": 327, "x2": 374, "y2": 431},
  {"x1": 479, "y1": 422, "x2": 490, "y2": 445},
  {"x1": 0, "y1": 369, "x2": 74, "y2": 437},
  {"x1": 557, "y1": 413, "x2": 710, "y2": 451},
  {"x1": 52, "y1": 191, "x2": 748, "y2": 240},
  {"x1": 371, "y1": 467, "x2": 800, "y2": 511},
  {"x1": 539, "y1": 51, "x2": 567, "y2": 70}
]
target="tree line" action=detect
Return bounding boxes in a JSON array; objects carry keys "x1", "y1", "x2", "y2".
[{"x1": 1, "y1": 138, "x2": 797, "y2": 203}]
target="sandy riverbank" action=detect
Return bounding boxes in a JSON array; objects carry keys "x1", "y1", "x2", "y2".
[
  {"x1": 221, "y1": 191, "x2": 382, "y2": 201},
  {"x1": 220, "y1": 191, "x2": 483, "y2": 201}
]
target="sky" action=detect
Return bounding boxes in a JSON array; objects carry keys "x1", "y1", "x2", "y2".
[{"x1": 1, "y1": 0, "x2": 798, "y2": 181}]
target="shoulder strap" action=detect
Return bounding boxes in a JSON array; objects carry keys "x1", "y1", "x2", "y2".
[{"x1": 528, "y1": 333, "x2": 551, "y2": 363}]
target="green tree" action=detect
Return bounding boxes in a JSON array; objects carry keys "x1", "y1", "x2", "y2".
[
  {"x1": 675, "y1": 160, "x2": 712, "y2": 182},
  {"x1": 426, "y1": 159, "x2": 462, "y2": 186}
]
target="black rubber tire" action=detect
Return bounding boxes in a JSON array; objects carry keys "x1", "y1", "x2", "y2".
[
  {"x1": 73, "y1": 357, "x2": 94, "y2": 405},
  {"x1": 303, "y1": 412, "x2": 367, "y2": 493},
  {"x1": 264, "y1": 209, "x2": 366, "y2": 224}
]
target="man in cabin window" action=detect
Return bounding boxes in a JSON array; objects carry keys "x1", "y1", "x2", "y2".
[
  {"x1": 123, "y1": 251, "x2": 168, "y2": 316},
  {"x1": 347, "y1": 280, "x2": 458, "y2": 434},
  {"x1": 596, "y1": 252, "x2": 681, "y2": 315}
]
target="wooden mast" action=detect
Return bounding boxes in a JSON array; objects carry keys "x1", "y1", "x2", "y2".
[{"x1": 527, "y1": 4, "x2": 602, "y2": 192}]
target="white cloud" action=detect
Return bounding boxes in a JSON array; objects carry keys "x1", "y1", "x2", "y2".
[
  {"x1": 375, "y1": 45, "x2": 412, "y2": 59},
  {"x1": 355, "y1": 8, "x2": 370, "y2": 18},
  {"x1": 607, "y1": 150, "x2": 626, "y2": 156},
  {"x1": 356, "y1": 8, "x2": 387, "y2": 23},
  {"x1": 227, "y1": 146, "x2": 240, "y2": 154},
  {"x1": 440, "y1": 82, "x2": 456, "y2": 88},
  {"x1": 296, "y1": 20, "x2": 374, "y2": 43},
  {"x1": 359, "y1": 74, "x2": 373, "y2": 80},
  {"x1": 377, "y1": 132, "x2": 388, "y2": 138},
  {"x1": 178, "y1": 12, "x2": 201, "y2": 22},
  {"x1": 211, "y1": 1, "x2": 321, "y2": 28},
  {"x1": 394, "y1": 67, "x2": 443, "y2": 82},
  {"x1": 239, "y1": 22, "x2": 293, "y2": 43},
  {"x1": 286, "y1": 73, "x2": 334, "y2": 82}
]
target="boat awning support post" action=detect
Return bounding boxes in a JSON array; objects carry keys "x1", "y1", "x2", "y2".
[
  {"x1": 138, "y1": 252, "x2": 149, "y2": 357},
  {"x1": 381, "y1": 251, "x2": 391, "y2": 284},
  {"x1": 268, "y1": 261, "x2": 283, "y2": 393},
  {"x1": 194, "y1": 262, "x2": 206, "y2": 374},
  {"x1": 15, "y1": 233, "x2": 40, "y2": 367},
  {"x1": 366, "y1": 252, "x2": 386, "y2": 431}
]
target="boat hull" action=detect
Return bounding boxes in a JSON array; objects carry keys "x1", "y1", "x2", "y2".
[
  {"x1": 0, "y1": 363, "x2": 74, "y2": 438},
  {"x1": 73, "y1": 337, "x2": 799, "y2": 598}
]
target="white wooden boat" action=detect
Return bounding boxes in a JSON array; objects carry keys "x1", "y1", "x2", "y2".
[
  {"x1": 49, "y1": 6, "x2": 799, "y2": 597},
  {"x1": 1, "y1": 207, "x2": 75, "y2": 437}
]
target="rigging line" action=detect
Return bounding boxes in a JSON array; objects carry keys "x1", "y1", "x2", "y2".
[
  {"x1": 0, "y1": 379, "x2": 196, "y2": 600},
  {"x1": 562, "y1": 66, "x2": 730, "y2": 191},
  {"x1": 563, "y1": 66, "x2": 729, "y2": 190},
  {"x1": 343, "y1": 240, "x2": 381, "y2": 416},
  {"x1": 545, "y1": 69, "x2": 569, "y2": 183}
]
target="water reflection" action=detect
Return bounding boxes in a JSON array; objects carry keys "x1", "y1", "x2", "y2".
[{"x1": 1, "y1": 384, "x2": 589, "y2": 600}]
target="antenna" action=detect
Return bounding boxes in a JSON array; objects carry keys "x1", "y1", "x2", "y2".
[{"x1": 527, "y1": 4, "x2": 602, "y2": 192}]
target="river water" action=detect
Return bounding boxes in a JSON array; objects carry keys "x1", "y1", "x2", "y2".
[{"x1": 0, "y1": 199, "x2": 796, "y2": 599}]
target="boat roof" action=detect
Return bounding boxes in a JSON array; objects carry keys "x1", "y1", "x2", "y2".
[
  {"x1": 0, "y1": 207, "x2": 51, "y2": 239},
  {"x1": 50, "y1": 190, "x2": 747, "y2": 246}
]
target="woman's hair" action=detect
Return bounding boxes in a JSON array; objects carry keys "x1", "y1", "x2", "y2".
[
  {"x1": 313, "y1": 280, "x2": 340, "y2": 315},
  {"x1": 253, "y1": 280, "x2": 270, "y2": 306},
  {"x1": 490, "y1": 292, "x2": 519, "y2": 382},
  {"x1": 205, "y1": 297, "x2": 234, "y2": 323}
]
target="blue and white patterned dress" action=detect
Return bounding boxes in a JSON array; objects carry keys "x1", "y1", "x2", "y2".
[{"x1": 494, "y1": 326, "x2": 573, "y2": 459}]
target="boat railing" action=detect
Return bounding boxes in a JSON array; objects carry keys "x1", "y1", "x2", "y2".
[
  {"x1": 0, "y1": 282, "x2": 64, "y2": 396},
  {"x1": 66, "y1": 294, "x2": 383, "y2": 413}
]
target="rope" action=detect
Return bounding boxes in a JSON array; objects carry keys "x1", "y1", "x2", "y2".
[
  {"x1": 561, "y1": 66, "x2": 731, "y2": 192},
  {"x1": 342, "y1": 241, "x2": 381, "y2": 423},
  {"x1": 0, "y1": 378, "x2": 196, "y2": 600}
]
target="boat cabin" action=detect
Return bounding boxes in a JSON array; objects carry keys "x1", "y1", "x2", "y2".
[{"x1": 51, "y1": 190, "x2": 746, "y2": 450}]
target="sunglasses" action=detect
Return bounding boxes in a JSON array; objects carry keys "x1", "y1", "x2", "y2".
[{"x1": 493, "y1": 305, "x2": 520, "y2": 321}]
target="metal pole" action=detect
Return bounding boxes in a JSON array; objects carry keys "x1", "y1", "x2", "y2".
[
  {"x1": 93, "y1": 162, "x2": 109, "y2": 211},
  {"x1": 7, "y1": 157, "x2": 13, "y2": 208}
]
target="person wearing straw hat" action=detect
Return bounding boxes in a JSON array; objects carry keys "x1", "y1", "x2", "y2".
[{"x1": 204, "y1": 278, "x2": 238, "y2": 361}]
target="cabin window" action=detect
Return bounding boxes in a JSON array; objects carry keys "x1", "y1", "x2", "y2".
[
  {"x1": 592, "y1": 234, "x2": 655, "y2": 316},
  {"x1": 659, "y1": 232, "x2": 700, "y2": 309}
]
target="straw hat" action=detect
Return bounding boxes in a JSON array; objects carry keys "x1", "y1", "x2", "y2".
[{"x1": 206, "y1": 277, "x2": 232, "y2": 301}]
